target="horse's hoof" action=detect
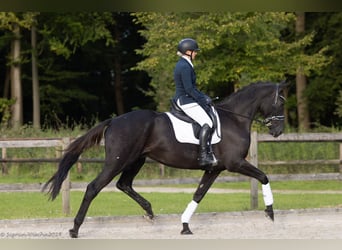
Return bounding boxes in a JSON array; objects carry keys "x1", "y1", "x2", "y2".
[
  {"x1": 180, "y1": 229, "x2": 193, "y2": 235},
  {"x1": 180, "y1": 223, "x2": 193, "y2": 235},
  {"x1": 264, "y1": 205, "x2": 274, "y2": 221},
  {"x1": 143, "y1": 214, "x2": 155, "y2": 222},
  {"x1": 69, "y1": 229, "x2": 78, "y2": 238}
]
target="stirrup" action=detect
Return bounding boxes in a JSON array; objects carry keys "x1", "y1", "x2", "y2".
[{"x1": 199, "y1": 153, "x2": 218, "y2": 168}]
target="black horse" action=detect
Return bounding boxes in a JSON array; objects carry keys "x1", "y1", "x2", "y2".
[{"x1": 43, "y1": 81, "x2": 286, "y2": 238}]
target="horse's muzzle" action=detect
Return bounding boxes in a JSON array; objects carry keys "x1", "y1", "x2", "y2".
[
  {"x1": 264, "y1": 115, "x2": 284, "y2": 138},
  {"x1": 269, "y1": 129, "x2": 283, "y2": 138},
  {"x1": 268, "y1": 124, "x2": 283, "y2": 137}
]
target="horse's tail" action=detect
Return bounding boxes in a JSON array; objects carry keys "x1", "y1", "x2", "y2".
[{"x1": 42, "y1": 118, "x2": 112, "y2": 200}]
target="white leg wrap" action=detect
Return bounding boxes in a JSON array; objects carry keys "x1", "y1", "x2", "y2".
[
  {"x1": 262, "y1": 183, "x2": 273, "y2": 206},
  {"x1": 181, "y1": 200, "x2": 198, "y2": 223}
]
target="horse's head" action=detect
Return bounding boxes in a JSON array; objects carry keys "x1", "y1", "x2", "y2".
[
  {"x1": 216, "y1": 81, "x2": 287, "y2": 137},
  {"x1": 259, "y1": 81, "x2": 287, "y2": 137}
]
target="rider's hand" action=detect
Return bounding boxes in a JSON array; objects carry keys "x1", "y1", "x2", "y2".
[{"x1": 204, "y1": 95, "x2": 212, "y2": 105}]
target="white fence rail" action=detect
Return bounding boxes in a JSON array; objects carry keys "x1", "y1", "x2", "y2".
[{"x1": 1, "y1": 132, "x2": 342, "y2": 213}]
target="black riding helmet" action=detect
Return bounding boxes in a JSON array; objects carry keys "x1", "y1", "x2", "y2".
[{"x1": 177, "y1": 38, "x2": 200, "y2": 54}]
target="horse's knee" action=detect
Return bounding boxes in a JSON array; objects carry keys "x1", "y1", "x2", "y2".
[{"x1": 260, "y1": 176, "x2": 269, "y2": 185}]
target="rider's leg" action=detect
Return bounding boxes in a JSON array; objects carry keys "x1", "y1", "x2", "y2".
[
  {"x1": 177, "y1": 102, "x2": 217, "y2": 168},
  {"x1": 198, "y1": 124, "x2": 217, "y2": 168},
  {"x1": 177, "y1": 101, "x2": 213, "y2": 128}
]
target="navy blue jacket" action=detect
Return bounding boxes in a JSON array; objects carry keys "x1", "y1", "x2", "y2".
[{"x1": 173, "y1": 58, "x2": 207, "y2": 105}]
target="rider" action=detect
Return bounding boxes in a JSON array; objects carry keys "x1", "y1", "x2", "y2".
[{"x1": 172, "y1": 38, "x2": 218, "y2": 169}]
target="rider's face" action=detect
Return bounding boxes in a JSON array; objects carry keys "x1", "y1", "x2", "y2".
[
  {"x1": 191, "y1": 51, "x2": 197, "y2": 60},
  {"x1": 185, "y1": 50, "x2": 197, "y2": 60}
]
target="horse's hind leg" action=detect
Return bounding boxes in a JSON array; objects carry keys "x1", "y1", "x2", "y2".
[
  {"x1": 69, "y1": 164, "x2": 120, "y2": 238},
  {"x1": 116, "y1": 158, "x2": 154, "y2": 219}
]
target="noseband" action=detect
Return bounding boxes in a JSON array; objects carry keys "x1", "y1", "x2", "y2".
[{"x1": 262, "y1": 115, "x2": 284, "y2": 127}]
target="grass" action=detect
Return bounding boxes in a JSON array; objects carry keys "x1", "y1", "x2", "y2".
[
  {"x1": 0, "y1": 180, "x2": 342, "y2": 220},
  {"x1": 154, "y1": 180, "x2": 342, "y2": 192},
  {"x1": 174, "y1": 180, "x2": 342, "y2": 191}
]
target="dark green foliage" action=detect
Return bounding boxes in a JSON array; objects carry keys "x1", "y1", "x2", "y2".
[
  {"x1": 133, "y1": 12, "x2": 329, "y2": 112},
  {"x1": 305, "y1": 13, "x2": 342, "y2": 127},
  {"x1": 0, "y1": 12, "x2": 341, "y2": 129}
]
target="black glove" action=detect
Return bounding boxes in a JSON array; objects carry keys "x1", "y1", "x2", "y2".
[{"x1": 203, "y1": 95, "x2": 212, "y2": 105}]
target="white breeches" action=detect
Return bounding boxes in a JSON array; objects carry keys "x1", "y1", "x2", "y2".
[{"x1": 177, "y1": 100, "x2": 213, "y2": 128}]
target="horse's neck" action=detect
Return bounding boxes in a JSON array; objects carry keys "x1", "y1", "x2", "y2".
[{"x1": 225, "y1": 98, "x2": 260, "y2": 120}]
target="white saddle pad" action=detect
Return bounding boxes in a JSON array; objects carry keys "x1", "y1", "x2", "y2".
[{"x1": 165, "y1": 112, "x2": 221, "y2": 145}]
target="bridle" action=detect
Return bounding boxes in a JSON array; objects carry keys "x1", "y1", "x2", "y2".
[
  {"x1": 263, "y1": 84, "x2": 285, "y2": 127},
  {"x1": 216, "y1": 84, "x2": 285, "y2": 128},
  {"x1": 262, "y1": 114, "x2": 285, "y2": 128}
]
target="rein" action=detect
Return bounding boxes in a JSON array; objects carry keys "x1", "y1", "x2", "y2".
[{"x1": 216, "y1": 106, "x2": 284, "y2": 127}]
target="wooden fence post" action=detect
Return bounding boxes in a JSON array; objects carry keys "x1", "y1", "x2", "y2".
[
  {"x1": 61, "y1": 137, "x2": 71, "y2": 215},
  {"x1": 340, "y1": 143, "x2": 342, "y2": 176},
  {"x1": 1, "y1": 147, "x2": 8, "y2": 175},
  {"x1": 249, "y1": 131, "x2": 259, "y2": 209},
  {"x1": 159, "y1": 163, "x2": 165, "y2": 177}
]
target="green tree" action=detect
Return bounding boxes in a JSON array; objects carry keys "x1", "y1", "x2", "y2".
[
  {"x1": 1, "y1": 12, "x2": 115, "y2": 128},
  {"x1": 0, "y1": 12, "x2": 37, "y2": 128},
  {"x1": 38, "y1": 13, "x2": 114, "y2": 59},
  {"x1": 295, "y1": 12, "x2": 310, "y2": 131},
  {"x1": 305, "y1": 12, "x2": 342, "y2": 127},
  {"x1": 1, "y1": 12, "x2": 151, "y2": 128},
  {"x1": 133, "y1": 12, "x2": 329, "y2": 114},
  {"x1": 31, "y1": 16, "x2": 40, "y2": 128},
  {"x1": 35, "y1": 12, "x2": 115, "y2": 127},
  {"x1": 35, "y1": 12, "x2": 150, "y2": 125},
  {"x1": 336, "y1": 91, "x2": 342, "y2": 119}
]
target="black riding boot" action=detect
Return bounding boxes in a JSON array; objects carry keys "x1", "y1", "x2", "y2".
[{"x1": 198, "y1": 124, "x2": 218, "y2": 170}]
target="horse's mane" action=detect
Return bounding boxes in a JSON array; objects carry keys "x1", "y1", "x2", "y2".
[{"x1": 216, "y1": 81, "x2": 275, "y2": 108}]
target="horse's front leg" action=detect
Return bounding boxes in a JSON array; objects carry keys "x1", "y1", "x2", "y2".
[
  {"x1": 181, "y1": 169, "x2": 222, "y2": 235},
  {"x1": 262, "y1": 182, "x2": 274, "y2": 221},
  {"x1": 228, "y1": 159, "x2": 274, "y2": 221}
]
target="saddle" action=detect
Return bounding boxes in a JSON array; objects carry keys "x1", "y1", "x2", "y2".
[
  {"x1": 169, "y1": 99, "x2": 201, "y2": 139},
  {"x1": 166, "y1": 100, "x2": 221, "y2": 145}
]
